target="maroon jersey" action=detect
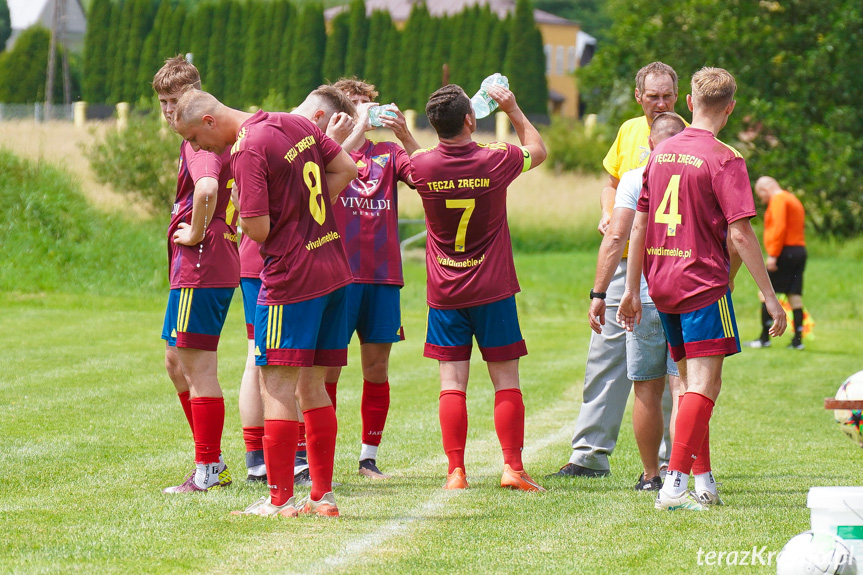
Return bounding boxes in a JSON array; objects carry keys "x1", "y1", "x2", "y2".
[
  {"x1": 333, "y1": 139, "x2": 411, "y2": 285},
  {"x1": 239, "y1": 233, "x2": 264, "y2": 279},
  {"x1": 232, "y1": 110, "x2": 351, "y2": 305},
  {"x1": 411, "y1": 141, "x2": 530, "y2": 309},
  {"x1": 167, "y1": 142, "x2": 239, "y2": 289},
  {"x1": 638, "y1": 127, "x2": 756, "y2": 313}
]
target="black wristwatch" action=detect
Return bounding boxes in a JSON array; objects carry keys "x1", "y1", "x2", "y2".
[{"x1": 590, "y1": 289, "x2": 607, "y2": 300}]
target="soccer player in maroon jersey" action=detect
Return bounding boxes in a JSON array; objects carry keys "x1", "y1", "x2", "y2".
[
  {"x1": 235, "y1": 89, "x2": 356, "y2": 485},
  {"x1": 319, "y1": 77, "x2": 419, "y2": 480},
  {"x1": 153, "y1": 56, "x2": 239, "y2": 493},
  {"x1": 618, "y1": 67, "x2": 786, "y2": 510},
  {"x1": 411, "y1": 84, "x2": 547, "y2": 491},
  {"x1": 172, "y1": 89, "x2": 358, "y2": 517}
]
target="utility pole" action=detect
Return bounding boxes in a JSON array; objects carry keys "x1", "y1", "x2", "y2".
[{"x1": 45, "y1": 0, "x2": 71, "y2": 120}]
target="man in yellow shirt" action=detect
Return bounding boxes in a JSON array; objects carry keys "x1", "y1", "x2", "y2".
[
  {"x1": 749, "y1": 176, "x2": 807, "y2": 350},
  {"x1": 552, "y1": 62, "x2": 683, "y2": 481}
]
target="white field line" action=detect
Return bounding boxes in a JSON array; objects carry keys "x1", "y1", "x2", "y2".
[{"x1": 285, "y1": 404, "x2": 576, "y2": 575}]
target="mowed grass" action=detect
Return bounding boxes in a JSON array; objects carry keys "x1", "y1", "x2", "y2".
[{"x1": 2, "y1": 249, "x2": 863, "y2": 574}]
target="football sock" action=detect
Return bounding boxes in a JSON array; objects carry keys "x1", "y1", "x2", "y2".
[
  {"x1": 177, "y1": 391, "x2": 194, "y2": 434},
  {"x1": 760, "y1": 303, "x2": 771, "y2": 341},
  {"x1": 304, "y1": 405, "x2": 338, "y2": 501},
  {"x1": 359, "y1": 443, "x2": 378, "y2": 462},
  {"x1": 439, "y1": 390, "x2": 468, "y2": 474},
  {"x1": 792, "y1": 308, "x2": 804, "y2": 342},
  {"x1": 361, "y1": 380, "x2": 390, "y2": 449},
  {"x1": 297, "y1": 422, "x2": 307, "y2": 453},
  {"x1": 190, "y1": 396, "x2": 224, "y2": 465},
  {"x1": 193, "y1": 461, "x2": 224, "y2": 489},
  {"x1": 242, "y1": 426, "x2": 264, "y2": 453},
  {"x1": 662, "y1": 470, "x2": 689, "y2": 497},
  {"x1": 494, "y1": 388, "x2": 525, "y2": 471},
  {"x1": 691, "y1": 426, "x2": 711, "y2": 475},
  {"x1": 668, "y1": 392, "x2": 714, "y2": 476},
  {"x1": 263, "y1": 419, "x2": 298, "y2": 506},
  {"x1": 694, "y1": 471, "x2": 718, "y2": 495},
  {"x1": 325, "y1": 381, "x2": 338, "y2": 411}
]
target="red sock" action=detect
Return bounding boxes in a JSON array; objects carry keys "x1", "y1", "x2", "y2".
[
  {"x1": 439, "y1": 390, "x2": 468, "y2": 474},
  {"x1": 304, "y1": 405, "x2": 338, "y2": 501},
  {"x1": 494, "y1": 389, "x2": 525, "y2": 471},
  {"x1": 691, "y1": 425, "x2": 711, "y2": 475},
  {"x1": 361, "y1": 380, "x2": 390, "y2": 447},
  {"x1": 242, "y1": 426, "x2": 264, "y2": 453},
  {"x1": 263, "y1": 419, "x2": 297, "y2": 506},
  {"x1": 668, "y1": 393, "x2": 714, "y2": 475},
  {"x1": 177, "y1": 391, "x2": 194, "y2": 434},
  {"x1": 190, "y1": 396, "x2": 224, "y2": 464},
  {"x1": 297, "y1": 422, "x2": 307, "y2": 453},
  {"x1": 325, "y1": 381, "x2": 338, "y2": 411}
]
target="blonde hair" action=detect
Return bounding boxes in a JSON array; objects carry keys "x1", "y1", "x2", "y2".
[
  {"x1": 173, "y1": 89, "x2": 219, "y2": 127},
  {"x1": 332, "y1": 76, "x2": 379, "y2": 101},
  {"x1": 691, "y1": 67, "x2": 737, "y2": 112},
  {"x1": 152, "y1": 55, "x2": 201, "y2": 95}
]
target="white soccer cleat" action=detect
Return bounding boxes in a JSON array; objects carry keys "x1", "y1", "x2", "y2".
[{"x1": 655, "y1": 489, "x2": 708, "y2": 511}]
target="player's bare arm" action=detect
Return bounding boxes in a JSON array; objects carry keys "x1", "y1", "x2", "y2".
[
  {"x1": 589, "y1": 206, "x2": 636, "y2": 334},
  {"x1": 617, "y1": 210, "x2": 647, "y2": 330},
  {"x1": 728, "y1": 218, "x2": 787, "y2": 337},
  {"x1": 488, "y1": 85, "x2": 547, "y2": 168},
  {"x1": 598, "y1": 176, "x2": 619, "y2": 235},
  {"x1": 174, "y1": 176, "x2": 219, "y2": 246},
  {"x1": 341, "y1": 102, "x2": 374, "y2": 152},
  {"x1": 324, "y1": 150, "x2": 359, "y2": 204},
  {"x1": 379, "y1": 105, "x2": 421, "y2": 156},
  {"x1": 240, "y1": 215, "x2": 269, "y2": 243}
]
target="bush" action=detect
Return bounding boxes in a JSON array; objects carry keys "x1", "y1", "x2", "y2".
[
  {"x1": 85, "y1": 111, "x2": 179, "y2": 213},
  {"x1": 542, "y1": 117, "x2": 613, "y2": 175}
]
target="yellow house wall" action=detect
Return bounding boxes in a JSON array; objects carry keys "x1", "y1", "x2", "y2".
[{"x1": 538, "y1": 22, "x2": 581, "y2": 118}]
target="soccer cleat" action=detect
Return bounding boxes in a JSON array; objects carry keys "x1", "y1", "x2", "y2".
[
  {"x1": 443, "y1": 467, "x2": 469, "y2": 490},
  {"x1": 545, "y1": 463, "x2": 610, "y2": 478},
  {"x1": 787, "y1": 341, "x2": 805, "y2": 351},
  {"x1": 231, "y1": 496, "x2": 300, "y2": 518},
  {"x1": 358, "y1": 459, "x2": 392, "y2": 479},
  {"x1": 655, "y1": 489, "x2": 708, "y2": 511},
  {"x1": 696, "y1": 489, "x2": 724, "y2": 506},
  {"x1": 300, "y1": 491, "x2": 340, "y2": 517},
  {"x1": 246, "y1": 450, "x2": 267, "y2": 482},
  {"x1": 501, "y1": 464, "x2": 546, "y2": 492},
  {"x1": 746, "y1": 339, "x2": 771, "y2": 348},
  {"x1": 163, "y1": 462, "x2": 232, "y2": 493},
  {"x1": 294, "y1": 467, "x2": 312, "y2": 487},
  {"x1": 633, "y1": 473, "x2": 662, "y2": 491},
  {"x1": 247, "y1": 466, "x2": 267, "y2": 483}
]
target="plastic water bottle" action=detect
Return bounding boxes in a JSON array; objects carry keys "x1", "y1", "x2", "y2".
[
  {"x1": 368, "y1": 104, "x2": 398, "y2": 127},
  {"x1": 470, "y1": 73, "x2": 509, "y2": 119}
]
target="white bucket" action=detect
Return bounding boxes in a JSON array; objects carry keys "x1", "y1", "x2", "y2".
[{"x1": 808, "y1": 487, "x2": 863, "y2": 564}]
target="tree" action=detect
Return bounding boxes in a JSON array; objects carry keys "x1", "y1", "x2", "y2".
[
  {"x1": 109, "y1": 0, "x2": 134, "y2": 103},
  {"x1": 122, "y1": 0, "x2": 155, "y2": 103},
  {"x1": 0, "y1": 26, "x2": 66, "y2": 103},
  {"x1": 379, "y1": 25, "x2": 401, "y2": 103},
  {"x1": 167, "y1": 3, "x2": 187, "y2": 58},
  {"x1": 578, "y1": 0, "x2": 863, "y2": 236},
  {"x1": 363, "y1": 10, "x2": 392, "y2": 92},
  {"x1": 343, "y1": 0, "x2": 368, "y2": 79},
  {"x1": 274, "y1": 2, "x2": 297, "y2": 98},
  {"x1": 322, "y1": 11, "x2": 349, "y2": 83},
  {"x1": 222, "y1": 1, "x2": 246, "y2": 108},
  {"x1": 485, "y1": 13, "x2": 510, "y2": 80},
  {"x1": 0, "y1": 0, "x2": 9, "y2": 52},
  {"x1": 138, "y1": 0, "x2": 172, "y2": 102},
  {"x1": 205, "y1": 0, "x2": 230, "y2": 97},
  {"x1": 241, "y1": 1, "x2": 270, "y2": 106},
  {"x1": 288, "y1": 3, "x2": 326, "y2": 106},
  {"x1": 82, "y1": 0, "x2": 112, "y2": 103},
  {"x1": 504, "y1": 0, "x2": 548, "y2": 115},
  {"x1": 399, "y1": 2, "x2": 429, "y2": 110}
]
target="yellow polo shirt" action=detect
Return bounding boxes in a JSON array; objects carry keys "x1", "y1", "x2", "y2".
[{"x1": 603, "y1": 116, "x2": 651, "y2": 179}]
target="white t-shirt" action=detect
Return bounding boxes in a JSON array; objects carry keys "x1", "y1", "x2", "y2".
[{"x1": 616, "y1": 166, "x2": 653, "y2": 304}]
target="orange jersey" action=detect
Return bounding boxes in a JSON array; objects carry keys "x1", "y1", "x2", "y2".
[{"x1": 764, "y1": 190, "x2": 806, "y2": 256}]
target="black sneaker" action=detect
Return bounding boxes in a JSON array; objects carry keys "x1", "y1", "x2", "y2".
[
  {"x1": 787, "y1": 340, "x2": 805, "y2": 350},
  {"x1": 545, "y1": 463, "x2": 610, "y2": 478},
  {"x1": 633, "y1": 472, "x2": 662, "y2": 491},
  {"x1": 358, "y1": 459, "x2": 392, "y2": 479},
  {"x1": 294, "y1": 467, "x2": 312, "y2": 486}
]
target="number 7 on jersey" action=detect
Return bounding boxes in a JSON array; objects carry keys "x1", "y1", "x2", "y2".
[{"x1": 445, "y1": 199, "x2": 475, "y2": 252}]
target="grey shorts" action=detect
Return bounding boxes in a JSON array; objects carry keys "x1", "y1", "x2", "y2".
[{"x1": 625, "y1": 304, "x2": 678, "y2": 381}]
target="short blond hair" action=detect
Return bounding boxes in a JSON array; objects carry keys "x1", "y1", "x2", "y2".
[
  {"x1": 152, "y1": 55, "x2": 201, "y2": 95},
  {"x1": 332, "y1": 77, "x2": 379, "y2": 101},
  {"x1": 173, "y1": 89, "x2": 219, "y2": 128},
  {"x1": 691, "y1": 67, "x2": 737, "y2": 112}
]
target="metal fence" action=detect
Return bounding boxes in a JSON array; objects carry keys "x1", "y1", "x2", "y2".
[{"x1": 0, "y1": 103, "x2": 116, "y2": 122}]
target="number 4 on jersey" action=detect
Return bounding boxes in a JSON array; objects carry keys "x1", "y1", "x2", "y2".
[{"x1": 655, "y1": 174, "x2": 682, "y2": 236}]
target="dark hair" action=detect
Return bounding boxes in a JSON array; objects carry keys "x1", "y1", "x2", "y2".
[{"x1": 426, "y1": 84, "x2": 471, "y2": 139}]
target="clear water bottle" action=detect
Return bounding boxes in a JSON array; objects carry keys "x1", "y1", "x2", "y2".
[
  {"x1": 368, "y1": 104, "x2": 398, "y2": 127},
  {"x1": 470, "y1": 73, "x2": 509, "y2": 119}
]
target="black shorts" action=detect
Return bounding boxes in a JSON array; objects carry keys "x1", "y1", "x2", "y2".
[{"x1": 768, "y1": 245, "x2": 807, "y2": 295}]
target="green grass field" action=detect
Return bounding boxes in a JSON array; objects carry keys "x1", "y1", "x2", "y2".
[{"x1": 3, "y1": 249, "x2": 863, "y2": 574}]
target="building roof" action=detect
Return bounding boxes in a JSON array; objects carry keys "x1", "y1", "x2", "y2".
[
  {"x1": 325, "y1": 0, "x2": 579, "y2": 27},
  {"x1": 6, "y1": 0, "x2": 87, "y2": 51}
]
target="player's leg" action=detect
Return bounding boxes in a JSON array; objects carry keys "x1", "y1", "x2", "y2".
[
  {"x1": 786, "y1": 246, "x2": 807, "y2": 349},
  {"x1": 355, "y1": 284, "x2": 404, "y2": 479},
  {"x1": 164, "y1": 288, "x2": 234, "y2": 493},
  {"x1": 425, "y1": 306, "x2": 473, "y2": 489},
  {"x1": 239, "y1": 277, "x2": 265, "y2": 482},
  {"x1": 749, "y1": 289, "x2": 773, "y2": 348},
  {"x1": 163, "y1": 292, "x2": 194, "y2": 432}
]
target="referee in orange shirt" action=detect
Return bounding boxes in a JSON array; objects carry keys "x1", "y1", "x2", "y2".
[{"x1": 748, "y1": 176, "x2": 807, "y2": 350}]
